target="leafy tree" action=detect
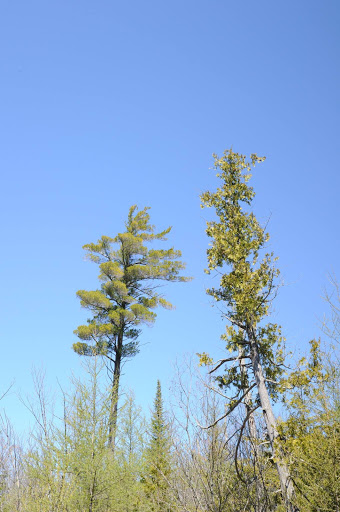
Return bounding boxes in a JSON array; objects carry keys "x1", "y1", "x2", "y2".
[
  {"x1": 73, "y1": 205, "x2": 190, "y2": 450},
  {"x1": 65, "y1": 359, "x2": 114, "y2": 512},
  {"x1": 18, "y1": 370, "x2": 74, "y2": 512},
  {"x1": 200, "y1": 150, "x2": 298, "y2": 511},
  {"x1": 18, "y1": 361, "x2": 147, "y2": 512},
  {"x1": 0, "y1": 414, "x2": 24, "y2": 512},
  {"x1": 323, "y1": 273, "x2": 340, "y2": 346},
  {"x1": 279, "y1": 340, "x2": 340, "y2": 511},
  {"x1": 142, "y1": 381, "x2": 171, "y2": 512},
  {"x1": 117, "y1": 390, "x2": 146, "y2": 463},
  {"x1": 115, "y1": 392, "x2": 147, "y2": 512}
]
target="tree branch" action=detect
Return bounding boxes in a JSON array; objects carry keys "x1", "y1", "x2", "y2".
[
  {"x1": 234, "y1": 405, "x2": 260, "y2": 485},
  {"x1": 208, "y1": 355, "x2": 250, "y2": 375},
  {"x1": 0, "y1": 382, "x2": 14, "y2": 402},
  {"x1": 198, "y1": 382, "x2": 257, "y2": 429}
]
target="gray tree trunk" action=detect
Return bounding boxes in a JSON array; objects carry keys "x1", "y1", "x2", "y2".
[
  {"x1": 239, "y1": 347, "x2": 265, "y2": 512},
  {"x1": 248, "y1": 331, "x2": 299, "y2": 512}
]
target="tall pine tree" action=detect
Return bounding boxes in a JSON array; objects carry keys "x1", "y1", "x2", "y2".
[
  {"x1": 143, "y1": 381, "x2": 171, "y2": 512},
  {"x1": 73, "y1": 206, "x2": 190, "y2": 451}
]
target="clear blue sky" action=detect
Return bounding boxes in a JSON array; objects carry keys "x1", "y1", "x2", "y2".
[{"x1": 1, "y1": 0, "x2": 339, "y2": 431}]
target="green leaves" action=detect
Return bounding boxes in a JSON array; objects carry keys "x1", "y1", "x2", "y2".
[
  {"x1": 201, "y1": 150, "x2": 285, "y2": 397},
  {"x1": 277, "y1": 341, "x2": 340, "y2": 510},
  {"x1": 201, "y1": 150, "x2": 278, "y2": 329},
  {"x1": 202, "y1": 153, "x2": 278, "y2": 327}
]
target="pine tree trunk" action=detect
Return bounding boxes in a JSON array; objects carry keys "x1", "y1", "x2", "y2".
[
  {"x1": 248, "y1": 331, "x2": 299, "y2": 512},
  {"x1": 108, "y1": 333, "x2": 122, "y2": 453}
]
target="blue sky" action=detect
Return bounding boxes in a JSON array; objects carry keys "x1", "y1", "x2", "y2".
[{"x1": 1, "y1": 0, "x2": 339, "y2": 430}]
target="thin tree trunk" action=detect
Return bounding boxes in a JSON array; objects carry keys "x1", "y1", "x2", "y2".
[
  {"x1": 108, "y1": 334, "x2": 122, "y2": 452},
  {"x1": 239, "y1": 347, "x2": 259, "y2": 454},
  {"x1": 248, "y1": 331, "x2": 299, "y2": 512},
  {"x1": 239, "y1": 346, "x2": 264, "y2": 512}
]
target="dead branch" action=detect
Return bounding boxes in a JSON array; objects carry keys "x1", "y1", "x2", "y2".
[
  {"x1": 234, "y1": 405, "x2": 260, "y2": 485},
  {"x1": 208, "y1": 355, "x2": 250, "y2": 375},
  {"x1": 198, "y1": 382, "x2": 257, "y2": 429}
]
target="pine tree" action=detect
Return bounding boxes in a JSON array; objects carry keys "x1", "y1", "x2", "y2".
[
  {"x1": 200, "y1": 150, "x2": 298, "y2": 511},
  {"x1": 143, "y1": 381, "x2": 171, "y2": 512},
  {"x1": 73, "y1": 206, "x2": 190, "y2": 450}
]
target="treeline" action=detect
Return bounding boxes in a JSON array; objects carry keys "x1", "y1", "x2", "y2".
[
  {"x1": 0, "y1": 150, "x2": 339, "y2": 511},
  {"x1": 0, "y1": 345, "x2": 338, "y2": 512}
]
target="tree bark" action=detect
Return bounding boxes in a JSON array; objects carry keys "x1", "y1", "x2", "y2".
[
  {"x1": 248, "y1": 331, "x2": 299, "y2": 512},
  {"x1": 239, "y1": 347, "x2": 259, "y2": 454},
  {"x1": 239, "y1": 347, "x2": 265, "y2": 512},
  {"x1": 108, "y1": 333, "x2": 122, "y2": 453}
]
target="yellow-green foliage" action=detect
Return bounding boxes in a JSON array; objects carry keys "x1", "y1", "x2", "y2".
[
  {"x1": 201, "y1": 150, "x2": 277, "y2": 326},
  {"x1": 200, "y1": 150, "x2": 284, "y2": 395},
  {"x1": 142, "y1": 381, "x2": 172, "y2": 512},
  {"x1": 73, "y1": 205, "x2": 190, "y2": 361},
  {"x1": 278, "y1": 340, "x2": 340, "y2": 510}
]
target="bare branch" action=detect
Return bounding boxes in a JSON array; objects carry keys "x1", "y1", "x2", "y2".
[
  {"x1": 0, "y1": 381, "x2": 14, "y2": 402},
  {"x1": 234, "y1": 405, "x2": 260, "y2": 485},
  {"x1": 198, "y1": 382, "x2": 257, "y2": 429},
  {"x1": 265, "y1": 378, "x2": 279, "y2": 385},
  {"x1": 208, "y1": 355, "x2": 250, "y2": 375},
  {"x1": 203, "y1": 382, "x2": 233, "y2": 400}
]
